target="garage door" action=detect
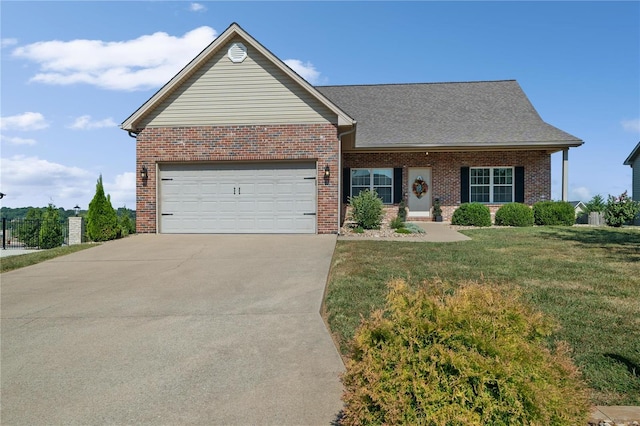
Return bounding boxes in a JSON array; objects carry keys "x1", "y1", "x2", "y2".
[{"x1": 158, "y1": 162, "x2": 317, "y2": 234}]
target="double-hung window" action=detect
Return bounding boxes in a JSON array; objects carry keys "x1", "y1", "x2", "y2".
[
  {"x1": 470, "y1": 167, "x2": 513, "y2": 203},
  {"x1": 351, "y1": 168, "x2": 393, "y2": 204}
]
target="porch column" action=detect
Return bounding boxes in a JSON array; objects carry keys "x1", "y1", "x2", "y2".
[{"x1": 562, "y1": 148, "x2": 569, "y2": 201}]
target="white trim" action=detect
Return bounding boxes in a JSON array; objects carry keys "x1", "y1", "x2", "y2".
[{"x1": 470, "y1": 166, "x2": 514, "y2": 203}]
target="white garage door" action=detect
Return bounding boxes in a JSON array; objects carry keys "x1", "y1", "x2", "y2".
[{"x1": 158, "y1": 162, "x2": 317, "y2": 234}]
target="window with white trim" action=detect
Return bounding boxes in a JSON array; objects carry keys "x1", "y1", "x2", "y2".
[
  {"x1": 351, "y1": 168, "x2": 393, "y2": 204},
  {"x1": 470, "y1": 167, "x2": 513, "y2": 203}
]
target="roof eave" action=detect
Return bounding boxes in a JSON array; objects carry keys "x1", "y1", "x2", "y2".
[
  {"x1": 623, "y1": 142, "x2": 640, "y2": 166},
  {"x1": 348, "y1": 140, "x2": 584, "y2": 153}
]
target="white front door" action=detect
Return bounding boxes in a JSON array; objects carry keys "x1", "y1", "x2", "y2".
[{"x1": 407, "y1": 168, "x2": 432, "y2": 217}]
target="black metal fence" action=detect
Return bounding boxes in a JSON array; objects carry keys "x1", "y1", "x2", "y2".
[{"x1": 1, "y1": 218, "x2": 69, "y2": 250}]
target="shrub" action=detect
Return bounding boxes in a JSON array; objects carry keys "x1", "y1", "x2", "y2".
[
  {"x1": 451, "y1": 202, "x2": 491, "y2": 227},
  {"x1": 341, "y1": 279, "x2": 590, "y2": 426},
  {"x1": 605, "y1": 191, "x2": 640, "y2": 227},
  {"x1": 403, "y1": 222, "x2": 425, "y2": 234},
  {"x1": 533, "y1": 201, "x2": 575, "y2": 226},
  {"x1": 118, "y1": 206, "x2": 136, "y2": 236},
  {"x1": 397, "y1": 200, "x2": 407, "y2": 222},
  {"x1": 17, "y1": 208, "x2": 42, "y2": 248},
  {"x1": 390, "y1": 216, "x2": 404, "y2": 229},
  {"x1": 39, "y1": 204, "x2": 63, "y2": 249},
  {"x1": 349, "y1": 190, "x2": 383, "y2": 230},
  {"x1": 86, "y1": 175, "x2": 119, "y2": 241},
  {"x1": 494, "y1": 203, "x2": 534, "y2": 227},
  {"x1": 394, "y1": 227, "x2": 411, "y2": 234}
]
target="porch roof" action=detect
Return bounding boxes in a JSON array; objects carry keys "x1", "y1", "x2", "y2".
[{"x1": 317, "y1": 80, "x2": 583, "y2": 151}]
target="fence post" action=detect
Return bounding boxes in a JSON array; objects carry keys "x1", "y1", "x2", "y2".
[
  {"x1": 2, "y1": 218, "x2": 6, "y2": 249},
  {"x1": 68, "y1": 216, "x2": 85, "y2": 245}
]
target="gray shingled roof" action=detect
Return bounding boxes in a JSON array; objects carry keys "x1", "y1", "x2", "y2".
[{"x1": 316, "y1": 80, "x2": 582, "y2": 149}]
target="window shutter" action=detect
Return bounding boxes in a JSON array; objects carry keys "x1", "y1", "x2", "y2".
[
  {"x1": 515, "y1": 166, "x2": 525, "y2": 203},
  {"x1": 343, "y1": 168, "x2": 351, "y2": 204},
  {"x1": 460, "y1": 167, "x2": 470, "y2": 203},
  {"x1": 393, "y1": 168, "x2": 403, "y2": 204}
]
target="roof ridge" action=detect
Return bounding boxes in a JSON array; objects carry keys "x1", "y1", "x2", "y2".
[{"x1": 316, "y1": 80, "x2": 517, "y2": 89}]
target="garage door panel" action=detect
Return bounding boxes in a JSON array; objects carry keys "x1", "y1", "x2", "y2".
[{"x1": 159, "y1": 162, "x2": 316, "y2": 233}]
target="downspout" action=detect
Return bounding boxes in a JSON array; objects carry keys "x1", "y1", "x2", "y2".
[{"x1": 336, "y1": 123, "x2": 357, "y2": 235}]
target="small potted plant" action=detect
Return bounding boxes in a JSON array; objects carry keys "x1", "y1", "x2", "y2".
[{"x1": 432, "y1": 197, "x2": 443, "y2": 222}]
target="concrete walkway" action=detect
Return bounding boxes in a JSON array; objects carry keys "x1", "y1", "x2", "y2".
[{"x1": 1, "y1": 234, "x2": 344, "y2": 425}]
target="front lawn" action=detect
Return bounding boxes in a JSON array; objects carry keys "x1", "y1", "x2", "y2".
[
  {"x1": 324, "y1": 226, "x2": 640, "y2": 406},
  {"x1": 0, "y1": 244, "x2": 95, "y2": 273}
]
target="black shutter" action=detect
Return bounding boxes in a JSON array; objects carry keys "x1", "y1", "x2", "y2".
[
  {"x1": 460, "y1": 167, "x2": 470, "y2": 203},
  {"x1": 343, "y1": 168, "x2": 351, "y2": 204},
  {"x1": 515, "y1": 166, "x2": 525, "y2": 203},
  {"x1": 393, "y1": 168, "x2": 403, "y2": 204}
]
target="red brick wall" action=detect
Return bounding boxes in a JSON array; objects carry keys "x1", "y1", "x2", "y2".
[
  {"x1": 343, "y1": 150, "x2": 551, "y2": 220},
  {"x1": 135, "y1": 123, "x2": 340, "y2": 234}
]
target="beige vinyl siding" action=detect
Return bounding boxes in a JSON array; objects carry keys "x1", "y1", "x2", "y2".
[{"x1": 140, "y1": 37, "x2": 337, "y2": 127}]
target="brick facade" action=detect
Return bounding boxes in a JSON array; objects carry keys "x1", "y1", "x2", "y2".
[
  {"x1": 343, "y1": 150, "x2": 551, "y2": 220},
  {"x1": 135, "y1": 123, "x2": 340, "y2": 234}
]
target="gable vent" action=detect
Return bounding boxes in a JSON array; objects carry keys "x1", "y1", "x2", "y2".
[{"x1": 228, "y1": 42, "x2": 247, "y2": 63}]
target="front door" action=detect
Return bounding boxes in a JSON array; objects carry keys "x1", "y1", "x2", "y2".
[{"x1": 407, "y1": 168, "x2": 432, "y2": 217}]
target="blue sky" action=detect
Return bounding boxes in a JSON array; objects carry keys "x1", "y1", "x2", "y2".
[{"x1": 1, "y1": 1, "x2": 638, "y2": 210}]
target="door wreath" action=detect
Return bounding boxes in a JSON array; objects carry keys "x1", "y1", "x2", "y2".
[{"x1": 412, "y1": 176, "x2": 428, "y2": 199}]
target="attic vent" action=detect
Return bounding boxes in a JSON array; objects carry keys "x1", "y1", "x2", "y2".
[{"x1": 228, "y1": 42, "x2": 247, "y2": 63}]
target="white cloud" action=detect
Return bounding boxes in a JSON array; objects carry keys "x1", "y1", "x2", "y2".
[
  {"x1": 0, "y1": 112, "x2": 49, "y2": 131},
  {"x1": 12, "y1": 26, "x2": 218, "y2": 91},
  {"x1": 0, "y1": 135, "x2": 37, "y2": 146},
  {"x1": 189, "y1": 3, "x2": 206, "y2": 12},
  {"x1": 570, "y1": 186, "x2": 591, "y2": 201},
  {"x1": 104, "y1": 172, "x2": 136, "y2": 208},
  {"x1": 621, "y1": 118, "x2": 640, "y2": 133},
  {"x1": 1, "y1": 38, "x2": 18, "y2": 48},
  {"x1": 0, "y1": 155, "x2": 94, "y2": 208},
  {"x1": 68, "y1": 115, "x2": 117, "y2": 130},
  {"x1": 283, "y1": 59, "x2": 321, "y2": 85}
]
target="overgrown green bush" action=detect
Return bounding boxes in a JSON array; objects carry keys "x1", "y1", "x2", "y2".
[
  {"x1": 17, "y1": 208, "x2": 42, "y2": 248},
  {"x1": 349, "y1": 190, "x2": 383, "y2": 230},
  {"x1": 495, "y1": 203, "x2": 534, "y2": 227},
  {"x1": 605, "y1": 191, "x2": 640, "y2": 227},
  {"x1": 341, "y1": 279, "x2": 590, "y2": 426},
  {"x1": 39, "y1": 204, "x2": 63, "y2": 249},
  {"x1": 451, "y1": 202, "x2": 491, "y2": 227},
  {"x1": 533, "y1": 201, "x2": 575, "y2": 226},
  {"x1": 86, "y1": 175, "x2": 119, "y2": 241}
]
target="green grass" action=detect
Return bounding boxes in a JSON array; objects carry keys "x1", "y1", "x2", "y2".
[
  {"x1": 0, "y1": 244, "x2": 96, "y2": 273},
  {"x1": 324, "y1": 226, "x2": 640, "y2": 406}
]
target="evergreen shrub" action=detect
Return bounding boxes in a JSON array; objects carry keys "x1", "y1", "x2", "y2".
[
  {"x1": 349, "y1": 190, "x2": 383, "y2": 230},
  {"x1": 341, "y1": 279, "x2": 590, "y2": 426},
  {"x1": 494, "y1": 203, "x2": 534, "y2": 227},
  {"x1": 17, "y1": 208, "x2": 42, "y2": 248},
  {"x1": 451, "y1": 202, "x2": 492, "y2": 227},
  {"x1": 39, "y1": 204, "x2": 63, "y2": 249},
  {"x1": 605, "y1": 191, "x2": 640, "y2": 227},
  {"x1": 86, "y1": 175, "x2": 119, "y2": 241},
  {"x1": 533, "y1": 201, "x2": 575, "y2": 226}
]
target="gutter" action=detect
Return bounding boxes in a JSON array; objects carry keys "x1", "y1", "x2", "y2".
[{"x1": 336, "y1": 123, "x2": 357, "y2": 235}]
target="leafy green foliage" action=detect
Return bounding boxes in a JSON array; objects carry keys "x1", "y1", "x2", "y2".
[
  {"x1": 605, "y1": 191, "x2": 640, "y2": 227},
  {"x1": 118, "y1": 206, "x2": 136, "y2": 236},
  {"x1": 394, "y1": 227, "x2": 411, "y2": 234},
  {"x1": 86, "y1": 175, "x2": 119, "y2": 242},
  {"x1": 16, "y1": 208, "x2": 42, "y2": 248},
  {"x1": 341, "y1": 279, "x2": 591, "y2": 426},
  {"x1": 349, "y1": 190, "x2": 383, "y2": 230},
  {"x1": 39, "y1": 204, "x2": 63, "y2": 249},
  {"x1": 585, "y1": 194, "x2": 606, "y2": 213},
  {"x1": 451, "y1": 202, "x2": 492, "y2": 227},
  {"x1": 533, "y1": 201, "x2": 575, "y2": 226},
  {"x1": 495, "y1": 202, "x2": 534, "y2": 227},
  {"x1": 397, "y1": 200, "x2": 407, "y2": 222},
  {"x1": 390, "y1": 216, "x2": 404, "y2": 229}
]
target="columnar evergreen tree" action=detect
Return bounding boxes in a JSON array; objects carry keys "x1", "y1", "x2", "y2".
[
  {"x1": 86, "y1": 175, "x2": 118, "y2": 241},
  {"x1": 39, "y1": 203, "x2": 63, "y2": 249}
]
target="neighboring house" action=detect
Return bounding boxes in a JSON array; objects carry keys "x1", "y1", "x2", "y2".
[
  {"x1": 569, "y1": 201, "x2": 587, "y2": 223},
  {"x1": 121, "y1": 23, "x2": 583, "y2": 234},
  {"x1": 624, "y1": 141, "x2": 640, "y2": 225}
]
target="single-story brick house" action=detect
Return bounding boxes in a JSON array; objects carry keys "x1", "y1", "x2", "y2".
[
  {"x1": 121, "y1": 22, "x2": 583, "y2": 234},
  {"x1": 624, "y1": 141, "x2": 640, "y2": 225}
]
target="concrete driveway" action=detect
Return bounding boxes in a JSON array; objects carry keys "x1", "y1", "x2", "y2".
[{"x1": 1, "y1": 234, "x2": 344, "y2": 425}]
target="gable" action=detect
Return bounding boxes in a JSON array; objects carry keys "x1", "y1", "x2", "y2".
[{"x1": 139, "y1": 36, "x2": 337, "y2": 127}]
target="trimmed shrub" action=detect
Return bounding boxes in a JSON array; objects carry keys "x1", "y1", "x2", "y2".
[
  {"x1": 495, "y1": 202, "x2": 534, "y2": 227},
  {"x1": 451, "y1": 202, "x2": 492, "y2": 227},
  {"x1": 341, "y1": 279, "x2": 591, "y2": 426},
  {"x1": 533, "y1": 201, "x2": 575, "y2": 226},
  {"x1": 86, "y1": 175, "x2": 119, "y2": 241},
  {"x1": 605, "y1": 191, "x2": 640, "y2": 227},
  {"x1": 349, "y1": 190, "x2": 383, "y2": 230}
]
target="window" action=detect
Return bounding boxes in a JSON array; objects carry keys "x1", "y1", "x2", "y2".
[
  {"x1": 351, "y1": 168, "x2": 393, "y2": 204},
  {"x1": 470, "y1": 167, "x2": 513, "y2": 203}
]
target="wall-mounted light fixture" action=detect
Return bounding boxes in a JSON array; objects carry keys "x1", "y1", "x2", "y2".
[
  {"x1": 140, "y1": 165, "x2": 148, "y2": 180},
  {"x1": 324, "y1": 165, "x2": 330, "y2": 179},
  {"x1": 74, "y1": 204, "x2": 80, "y2": 217}
]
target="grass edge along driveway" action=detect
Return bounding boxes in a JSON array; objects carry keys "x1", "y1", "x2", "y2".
[{"x1": 324, "y1": 226, "x2": 640, "y2": 406}]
